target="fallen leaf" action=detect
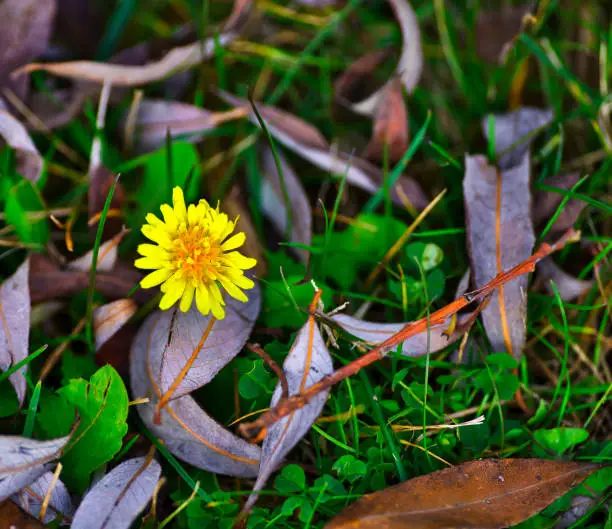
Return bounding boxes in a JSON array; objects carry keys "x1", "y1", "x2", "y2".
[
  {"x1": 29, "y1": 255, "x2": 147, "y2": 305},
  {"x1": 0, "y1": 258, "x2": 30, "y2": 407},
  {"x1": 218, "y1": 91, "x2": 428, "y2": 210},
  {"x1": 260, "y1": 145, "x2": 312, "y2": 264},
  {"x1": 0, "y1": 110, "x2": 43, "y2": 182},
  {"x1": 130, "y1": 310, "x2": 261, "y2": 477},
  {"x1": 363, "y1": 78, "x2": 409, "y2": 164},
  {"x1": 58, "y1": 365, "x2": 129, "y2": 491},
  {"x1": 94, "y1": 299, "x2": 138, "y2": 351},
  {"x1": 243, "y1": 299, "x2": 333, "y2": 511},
  {"x1": 70, "y1": 456, "x2": 161, "y2": 529},
  {"x1": 14, "y1": 0, "x2": 253, "y2": 86},
  {"x1": 335, "y1": 0, "x2": 422, "y2": 116},
  {"x1": 324, "y1": 459, "x2": 602, "y2": 528},
  {"x1": 12, "y1": 471, "x2": 73, "y2": 525},
  {"x1": 156, "y1": 284, "x2": 260, "y2": 402},
  {"x1": 67, "y1": 229, "x2": 127, "y2": 273},
  {"x1": 464, "y1": 154, "x2": 533, "y2": 359},
  {"x1": 0, "y1": 0, "x2": 56, "y2": 101},
  {"x1": 0, "y1": 435, "x2": 70, "y2": 501},
  {"x1": 482, "y1": 107, "x2": 553, "y2": 171},
  {"x1": 537, "y1": 257, "x2": 593, "y2": 301},
  {"x1": 464, "y1": 108, "x2": 553, "y2": 359},
  {"x1": 332, "y1": 311, "x2": 477, "y2": 357},
  {"x1": 476, "y1": 5, "x2": 533, "y2": 63},
  {"x1": 533, "y1": 173, "x2": 587, "y2": 235},
  {"x1": 0, "y1": 499, "x2": 46, "y2": 529}
]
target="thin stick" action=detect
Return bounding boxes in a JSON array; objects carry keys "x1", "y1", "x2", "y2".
[
  {"x1": 246, "y1": 343, "x2": 289, "y2": 399},
  {"x1": 238, "y1": 229, "x2": 580, "y2": 441}
]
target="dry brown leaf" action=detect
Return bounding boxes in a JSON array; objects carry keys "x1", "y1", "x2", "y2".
[
  {"x1": 363, "y1": 78, "x2": 409, "y2": 164},
  {"x1": 218, "y1": 91, "x2": 428, "y2": 210},
  {"x1": 93, "y1": 299, "x2": 137, "y2": 351},
  {"x1": 14, "y1": 0, "x2": 253, "y2": 86},
  {"x1": 476, "y1": 4, "x2": 533, "y2": 63},
  {"x1": 325, "y1": 459, "x2": 602, "y2": 528},
  {"x1": 0, "y1": 499, "x2": 46, "y2": 529},
  {"x1": 533, "y1": 173, "x2": 587, "y2": 235},
  {"x1": 0, "y1": 109, "x2": 43, "y2": 182},
  {"x1": 260, "y1": 145, "x2": 312, "y2": 264},
  {"x1": 335, "y1": 0, "x2": 422, "y2": 116}
]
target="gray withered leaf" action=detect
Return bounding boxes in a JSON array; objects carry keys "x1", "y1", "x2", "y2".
[
  {"x1": 130, "y1": 310, "x2": 261, "y2": 478},
  {"x1": 463, "y1": 153, "x2": 534, "y2": 359},
  {"x1": 14, "y1": 0, "x2": 253, "y2": 86},
  {"x1": 482, "y1": 107, "x2": 553, "y2": 170},
  {"x1": 93, "y1": 299, "x2": 137, "y2": 351},
  {"x1": 260, "y1": 145, "x2": 312, "y2": 264},
  {"x1": 537, "y1": 257, "x2": 593, "y2": 302},
  {"x1": 335, "y1": 0, "x2": 423, "y2": 117},
  {"x1": 0, "y1": 110, "x2": 43, "y2": 183},
  {"x1": 217, "y1": 91, "x2": 428, "y2": 211},
  {"x1": 533, "y1": 172, "x2": 586, "y2": 235},
  {"x1": 0, "y1": 435, "x2": 69, "y2": 501},
  {"x1": 71, "y1": 456, "x2": 161, "y2": 529},
  {"x1": 332, "y1": 312, "x2": 477, "y2": 357},
  {"x1": 0, "y1": 258, "x2": 30, "y2": 407},
  {"x1": 12, "y1": 471, "x2": 73, "y2": 525},
  {"x1": 158, "y1": 283, "x2": 260, "y2": 401},
  {"x1": 243, "y1": 311, "x2": 333, "y2": 512}
]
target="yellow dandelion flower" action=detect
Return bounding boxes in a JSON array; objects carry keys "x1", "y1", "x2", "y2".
[{"x1": 135, "y1": 186, "x2": 256, "y2": 320}]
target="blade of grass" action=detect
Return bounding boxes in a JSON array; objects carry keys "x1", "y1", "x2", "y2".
[{"x1": 0, "y1": 344, "x2": 48, "y2": 384}]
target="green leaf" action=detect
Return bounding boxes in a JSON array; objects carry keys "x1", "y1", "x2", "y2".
[
  {"x1": 58, "y1": 365, "x2": 129, "y2": 491},
  {"x1": 534, "y1": 428, "x2": 589, "y2": 455},
  {"x1": 3, "y1": 176, "x2": 48, "y2": 246},
  {"x1": 332, "y1": 455, "x2": 368, "y2": 484},
  {"x1": 274, "y1": 464, "x2": 306, "y2": 494},
  {"x1": 36, "y1": 388, "x2": 76, "y2": 439},
  {"x1": 0, "y1": 379, "x2": 20, "y2": 418},
  {"x1": 486, "y1": 352, "x2": 519, "y2": 369},
  {"x1": 61, "y1": 351, "x2": 98, "y2": 386}
]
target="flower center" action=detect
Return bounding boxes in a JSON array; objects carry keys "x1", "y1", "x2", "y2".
[{"x1": 171, "y1": 224, "x2": 221, "y2": 284}]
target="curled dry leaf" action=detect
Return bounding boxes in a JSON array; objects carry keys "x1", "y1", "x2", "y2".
[
  {"x1": 533, "y1": 172, "x2": 587, "y2": 235},
  {"x1": 244, "y1": 301, "x2": 333, "y2": 512},
  {"x1": 94, "y1": 299, "x2": 138, "y2": 351},
  {"x1": 482, "y1": 107, "x2": 553, "y2": 171},
  {"x1": 260, "y1": 145, "x2": 312, "y2": 264},
  {"x1": 130, "y1": 309, "x2": 261, "y2": 477},
  {"x1": 67, "y1": 229, "x2": 127, "y2": 273},
  {"x1": 324, "y1": 458, "x2": 602, "y2": 529},
  {"x1": 29, "y1": 254, "x2": 147, "y2": 305},
  {"x1": 0, "y1": 110, "x2": 43, "y2": 183},
  {"x1": 476, "y1": 4, "x2": 533, "y2": 63},
  {"x1": 156, "y1": 285, "x2": 260, "y2": 401},
  {"x1": 0, "y1": 258, "x2": 30, "y2": 407},
  {"x1": 14, "y1": 0, "x2": 253, "y2": 86},
  {"x1": 363, "y1": 78, "x2": 409, "y2": 164},
  {"x1": 335, "y1": 0, "x2": 422, "y2": 116},
  {"x1": 0, "y1": 435, "x2": 70, "y2": 501},
  {"x1": 0, "y1": 0, "x2": 56, "y2": 101},
  {"x1": 12, "y1": 471, "x2": 73, "y2": 525},
  {"x1": 218, "y1": 91, "x2": 428, "y2": 210},
  {"x1": 70, "y1": 456, "x2": 161, "y2": 529},
  {"x1": 537, "y1": 257, "x2": 593, "y2": 302},
  {"x1": 126, "y1": 99, "x2": 247, "y2": 154},
  {"x1": 332, "y1": 311, "x2": 478, "y2": 358}
]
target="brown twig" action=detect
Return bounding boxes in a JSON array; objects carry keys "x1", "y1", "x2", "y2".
[
  {"x1": 246, "y1": 343, "x2": 289, "y2": 400},
  {"x1": 238, "y1": 229, "x2": 580, "y2": 441}
]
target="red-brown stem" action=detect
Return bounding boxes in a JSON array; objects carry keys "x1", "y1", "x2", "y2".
[
  {"x1": 238, "y1": 229, "x2": 580, "y2": 441},
  {"x1": 246, "y1": 343, "x2": 289, "y2": 400}
]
